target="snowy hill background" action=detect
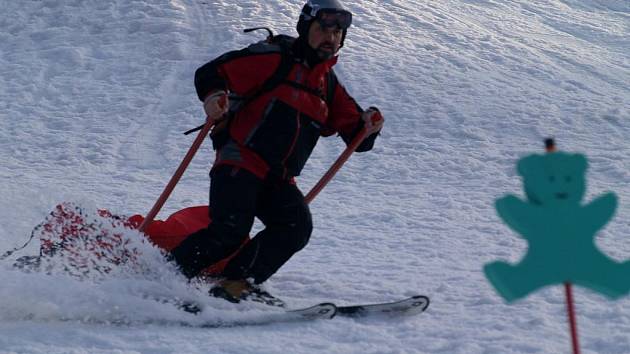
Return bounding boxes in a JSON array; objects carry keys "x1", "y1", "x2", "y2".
[{"x1": 1, "y1": 0, "x2": 629, "y2": 353}]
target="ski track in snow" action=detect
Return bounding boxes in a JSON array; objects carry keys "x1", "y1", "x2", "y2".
[{"x1": 1, "y1": 0, "x2": 629, "y2": 353}]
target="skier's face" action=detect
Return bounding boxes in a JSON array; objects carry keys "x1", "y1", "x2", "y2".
[{"x1": 308, "y1": 21, "x2": 343, "y2": 59}]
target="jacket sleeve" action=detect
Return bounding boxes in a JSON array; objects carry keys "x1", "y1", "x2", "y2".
[
  {"x1": 326, "y1": 78, "x2": 379, "y2": 152},
  {"x1": 194, "y1": 48, "x2": 282, "y2": 102},
  {"x1": 194, "y1": 57, "x2": 229, "y2": 101}
]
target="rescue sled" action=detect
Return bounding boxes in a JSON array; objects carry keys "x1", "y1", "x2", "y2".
[{"x1": 7, "y1": 123, "x2": 370, "y2": 277}]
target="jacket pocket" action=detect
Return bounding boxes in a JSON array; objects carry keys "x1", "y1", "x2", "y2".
[
  {"x1": 285, "y1": 115, "x2": 322, "y2": 176},
  {"x1": 244, "y1": 99, "x2": 299, "y2": 168}
]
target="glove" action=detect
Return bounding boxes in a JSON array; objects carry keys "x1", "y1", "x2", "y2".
[
  {"x1": 203, "y1": 90, "x2": 229, "y2": 123},
  {"x1": 362, "y1": 106, "x2": 384, "y2": 135}
]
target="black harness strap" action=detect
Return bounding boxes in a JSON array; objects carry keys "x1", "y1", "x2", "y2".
[
  {"x1": 282, "y1": 80, "x2": 324, "y2": 99},
  {"x1": 325, "y1": 69, "x2": 338, "y2": 104}
]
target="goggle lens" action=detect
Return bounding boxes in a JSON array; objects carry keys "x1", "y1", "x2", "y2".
[{"x1": 316, "y1": 10, "x2": 352, "y2": 30}]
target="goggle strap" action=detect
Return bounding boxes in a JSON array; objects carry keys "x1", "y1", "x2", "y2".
[{"x1": 303, "y1": 4, "x2": 316, "y2": 19}]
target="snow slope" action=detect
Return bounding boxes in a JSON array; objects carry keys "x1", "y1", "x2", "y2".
[{"x1": 0, "y1": 0, "x2": 629, "y2": 353}]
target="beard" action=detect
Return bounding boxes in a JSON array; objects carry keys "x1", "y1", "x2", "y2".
[{"x1": 315, "y1": 42, "x2": 337, "y2": 59}]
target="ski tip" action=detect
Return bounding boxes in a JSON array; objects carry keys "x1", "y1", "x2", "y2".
[
  {"x1": 410, "y1": 295, "x2": 430, "y2": 312},
  {"x1": 315, "y1": 302, "x2": 337, "y2": 319}
]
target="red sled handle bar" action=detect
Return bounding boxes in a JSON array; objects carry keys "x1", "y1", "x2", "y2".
[
  {"x1": 304, "y1": 127, "x2": 369, "y2": 204},
  {"x1": 139, "y1": 121, "x2": 215, "y2": 232}
]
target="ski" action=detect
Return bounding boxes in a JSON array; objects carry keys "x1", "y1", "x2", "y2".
[
  {"x1": 200, "y1": 295, "x2": 430, "y2": 326},
  {"x1": 53, "y1": 302, "x2": 338, "y2": 328},
  {"x1": 194, "y1": 302, "x2": 337, "y2": 328},
  {"x1": 178, "y1": 295, "x2": 429, "y2": 323},
  {"x1": 58, "y1": 296, "x2": 429, "y2": 328},
  {"x1": 336, "y1": 295, "x2": 430, "y2": 318}
]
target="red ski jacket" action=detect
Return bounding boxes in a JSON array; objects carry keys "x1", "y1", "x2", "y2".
[{"x1": 194, "y1": 36, "x2": 378, "y2": 180}]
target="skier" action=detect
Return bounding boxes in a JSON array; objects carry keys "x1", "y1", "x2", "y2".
[{"x1": 170, "y1": 0, "x2": 384, "y2": 304}]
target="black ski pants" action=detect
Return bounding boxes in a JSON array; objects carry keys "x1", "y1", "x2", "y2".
[{"x1": 170, "y1": 165, "x2": 313, "y2": 284}]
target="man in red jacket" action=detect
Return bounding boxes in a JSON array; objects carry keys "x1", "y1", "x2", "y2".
[{"x1": 171, "y1": 0, "x2": 384, "y2": 304}]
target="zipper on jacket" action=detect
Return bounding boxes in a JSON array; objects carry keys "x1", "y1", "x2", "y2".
[
  {"x1": 244, "y1": 98, "x2": 276, "y2": 147},
  {"x1": 281, "y1": 112, "x2": 301, "y2": 179}
]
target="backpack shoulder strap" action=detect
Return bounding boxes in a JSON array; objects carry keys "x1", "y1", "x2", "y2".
[
  {"x1": 228, "y1": 36, "x2": 295, "y2": 112},
  {"x1": 253, "y1": 40, "x2": 294, "y2": 99},
  {"x1": 326, "y1": 69, "x2": 338, "y2": 105}
]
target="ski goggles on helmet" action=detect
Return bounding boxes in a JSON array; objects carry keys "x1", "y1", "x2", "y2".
[{"x1": 314, "y1": 9, "x2": 352, "y2": 30}]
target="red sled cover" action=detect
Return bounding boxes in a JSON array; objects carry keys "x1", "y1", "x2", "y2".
[{"x1": 127, "y1": 206, "x2": 211, "y2": 251}]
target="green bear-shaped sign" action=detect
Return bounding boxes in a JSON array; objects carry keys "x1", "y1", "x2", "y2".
[{"x1": 484, "y1": 151, "x2": 630, "y2": 302}]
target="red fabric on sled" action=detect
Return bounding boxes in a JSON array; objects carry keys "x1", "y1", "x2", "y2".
[{"x1": 128, "y1": 206, "x2": 210, "y2": 251}]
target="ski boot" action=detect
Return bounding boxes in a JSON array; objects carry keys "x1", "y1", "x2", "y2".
[{"x1": 210, "y1": 279, "x2": 285, "y2": 308}]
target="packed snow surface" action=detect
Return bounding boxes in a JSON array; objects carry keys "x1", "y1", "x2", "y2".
[{"x1": 0, "y1": 0, "x2": 628, "y2": 353}]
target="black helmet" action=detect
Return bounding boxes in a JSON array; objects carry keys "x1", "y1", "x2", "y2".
[{"x1": 296, "y1": 0, "x2": 353, "y2": 48}]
